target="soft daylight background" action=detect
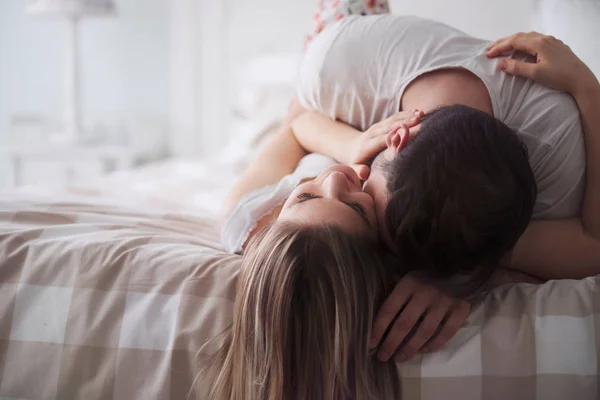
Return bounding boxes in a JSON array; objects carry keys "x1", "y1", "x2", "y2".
[{"x1": 0, "y1": 0, "x2": 598, "y2": 189}]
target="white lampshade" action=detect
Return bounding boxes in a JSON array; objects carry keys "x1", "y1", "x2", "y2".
[{"x1": 26, "y1": 0, "x2": 116, "y2": 17}]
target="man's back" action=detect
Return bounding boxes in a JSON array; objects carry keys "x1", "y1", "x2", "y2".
[{"x1": 298, "y1": 14, "x2": 585, "y2": 219}]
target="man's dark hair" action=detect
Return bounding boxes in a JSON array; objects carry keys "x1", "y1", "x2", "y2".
[{"x1": 384, "y1": 105, "x2": 537, "y2": 295}]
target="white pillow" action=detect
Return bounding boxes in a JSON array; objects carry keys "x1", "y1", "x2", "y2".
[
  {"x1": 231, "y1": 53, "x2": 302, "y2": 119},
  {"x1": 224, "y1": 53, "x2": 302, "y2": 171},
  {"x1": 531, "y1": 0, "x2": 600, "y2": 79}
]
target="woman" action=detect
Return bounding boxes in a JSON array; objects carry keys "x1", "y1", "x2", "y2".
[
  {"x1": 219, "y1": 112, "x2": 418, "y2": 253},
  {"x1": 219, "y1": 0, "x2": 407, "y2": 255},
  {"x1": 209, "y1": 81, "x2": 421, "y2": 400},
  {"x1": 199, "y1": 6, "x2": 599, "y2": 400},
  {"x1": 201, "y1": 222, "x2": 402, "y2": 399}
]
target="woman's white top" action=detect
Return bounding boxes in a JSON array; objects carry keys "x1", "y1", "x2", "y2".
[
  {"x1": 297, "y1": 15, "x2": 585, "y2": 220},
  {"x1": 221, "y1": 153, "x2": 337, "y2": 254}
]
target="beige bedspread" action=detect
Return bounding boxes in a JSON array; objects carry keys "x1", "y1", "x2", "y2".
[{"x1": 0, "y1": 159, "x2": 598, "y2": 399}]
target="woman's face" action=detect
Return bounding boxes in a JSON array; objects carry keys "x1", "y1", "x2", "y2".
[{"x1": 278, "y1": 165, "x2": 378, "y2": 239}]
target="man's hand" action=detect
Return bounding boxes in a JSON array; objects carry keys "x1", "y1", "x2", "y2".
[
  {"x1": 370, "y1": 275, "x2": 471, "y2": 362},
  {"x1": 346, "y1": 110, "x2": 423, "y2": 179}
]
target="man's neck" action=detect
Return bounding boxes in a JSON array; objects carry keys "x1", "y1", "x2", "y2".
[{"x1": 401, "y1": 68, "x2": 494, "y2": 116}]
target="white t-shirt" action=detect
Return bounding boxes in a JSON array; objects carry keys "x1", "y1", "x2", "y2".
[
  {"x1": 297, "y1": 15, "x2": 585, "y2": 220},
  {"x1": 221, "y1": 154, "x2": 337, "y2": 254}
]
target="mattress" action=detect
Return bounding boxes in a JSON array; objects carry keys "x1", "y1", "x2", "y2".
[{"x1": 0, "y1": 158, "x2": 598, "y2": 399}]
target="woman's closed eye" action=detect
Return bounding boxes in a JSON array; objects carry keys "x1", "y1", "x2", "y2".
[
  {"x1": 295, "y1": 192, "x2": 371, "y2": 225},
  {"x1": 297, "y1": 192, "x2": 320, "y2": 202},
  {"x1": 347, "y1": 201, "x2": 368, "y2": 218}
]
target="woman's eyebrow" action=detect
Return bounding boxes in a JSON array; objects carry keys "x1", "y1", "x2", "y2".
[{"x1": 290, "y1": 193, "x2": 371, "y2": 227}]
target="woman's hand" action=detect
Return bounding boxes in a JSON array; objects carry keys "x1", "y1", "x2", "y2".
[
  {"x1": 486, "y1": 32, "x2": 597, "y2": 97},
  {"x1": 370, "y1": 275, "x2": 470, "y2": 362},
  {"x1": 346, "y1": 110, "x2": 423, "y2": 179}
]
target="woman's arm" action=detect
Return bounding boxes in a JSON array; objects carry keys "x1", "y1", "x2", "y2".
[
  {"x1": 290, "y1": 108, "x2": 423, "y2": 172},
  {"x1": 290, "y1": 112, "x2": 361, "y2": 164},
  {"x1": 508, "y1": 82, "x2": 600, "y2": 279},
  {"x1": 220, "y1": 122, "x2": 306, "y2": 221},
  {"x1": 487, "y1": 32, "x2": 600, "y2": 279}
]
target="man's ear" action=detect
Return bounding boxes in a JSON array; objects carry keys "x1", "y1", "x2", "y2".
[{"x1": 390, "y1": 124, "x2": 421, "y2": 153}]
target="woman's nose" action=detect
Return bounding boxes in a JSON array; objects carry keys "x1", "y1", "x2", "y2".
[{"x1": 322, "y1": 171, "x2": 350, "y2": 199}]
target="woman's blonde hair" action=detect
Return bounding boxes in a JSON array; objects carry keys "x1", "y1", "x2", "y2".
[{"x1": 196, "y1": 222, "x2": 401, "y2": 400}]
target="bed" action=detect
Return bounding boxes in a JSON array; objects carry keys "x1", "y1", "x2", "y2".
[
  {"x1": 0, "y1": 149, "x2": 599, "y2": 399},
  {"x1": 2, "y1": 1, "x2": 600, "y2": 398}
]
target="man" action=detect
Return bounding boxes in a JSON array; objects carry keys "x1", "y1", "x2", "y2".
[{"x1": 288, "y1": 1, "x2": 600, "y2": 363}]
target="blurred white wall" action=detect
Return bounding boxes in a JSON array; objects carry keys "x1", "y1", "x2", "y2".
[
  {"x1": 226, "y1": 0, "x2": 537, "y2": 67},
  {"x1": 4, "y1": 0, "x2": 598, "y2": 186},
  {"x1": 0, "y1": 0, "x2": 170, "y2": 188},
  {"x1": 174, "y1": 0, "x2": 538, "y2": 159}
]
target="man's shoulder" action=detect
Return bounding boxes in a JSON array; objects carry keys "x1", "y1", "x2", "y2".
[{"x1": 508, "y1": 80, "x2": 581, "y2": 146}]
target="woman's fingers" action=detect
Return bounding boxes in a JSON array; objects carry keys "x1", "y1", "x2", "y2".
[
  {"x1": 486, "y1": 32, "x2": 541, "y2": 58},
  {"x1": 486, "y1": 36, "x2": 516, "y2": 57},
  {"x1": 497, "y1": 58, "x2": 538, "y2": 80},
  {"x1": 361, "y1": 109, "x2": 423, "y2": 163},
  {"x1": 486, "y1": 32, "x2": 546, "y2": 81},
  {"x1": 374, "y1": 109, "x2": 422, "y2": 139},
  {"x1": 362, "y1": 130, "x2": 390, "y2": 162},
  {"x1": 351, "y1": 164, "x2": 371, "y2": 180},
  {"x1": 385, "y1": 109, "x2": 422, "y2": 131},
  {"x1": 486, "y1": 37, "x2": 502, "y2": 51}
]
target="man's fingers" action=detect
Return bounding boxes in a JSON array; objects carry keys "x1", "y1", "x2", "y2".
[
  {"x1": 377, "y1": 297, "x2": 429, "y2": 362},
  {"x1": 370, "y1": 278, "x2": 416, "y2": 349},
  {"x1": 422, "y1": 301, "x2": 471, "y2": 353},
  {"x1": 395, "y1": 296, "x2": 453, "y2": 362},
  {"x1": 497, "y1": 58, "x2": 538, "y2": 80}
]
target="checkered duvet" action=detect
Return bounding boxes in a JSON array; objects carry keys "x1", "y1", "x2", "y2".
[{"x1": 0, "y1": 188, "x2": 598, "y2": 399}]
